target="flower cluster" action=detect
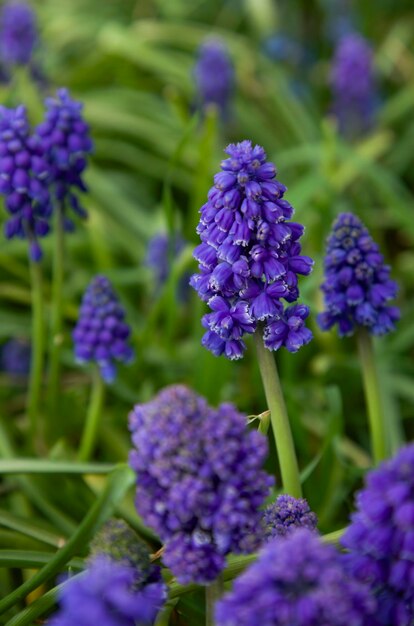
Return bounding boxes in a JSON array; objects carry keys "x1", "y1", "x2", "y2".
[
  {"x1": 216, "y1": 529, "x2": 377, "y2": 626},
  {"x1": 263, "y1": 494, "x2": 318, "y2": 540},
  {"x1": 48, "y1": 555, "x2": 165, "y2": 626},
  {"x1": 0, "y1": 105, "x2": 52, "y2": 261},
  {"x1": 330, "y1": 32, "x2": 377, "y2": 136},
  {"x1": 129, "y1": 385, "x2": 273, "y2": 584},
  {"x1": 318, "y1": 212, "x2": 399, "y2": 337},
  {"x1": 34, "y1": 88, "x2": 93, "y2": 230},
  {"x1": 0, "y1": 338, "x2": 31, "y2": 377},
  {"x1": 73, "y1": 275, "x2": 134, "y2": 383},
  {"x1": 342, "y1": 443, "x2": 414, "y2": 625},
  {"x1": 0, "y1": 1, "x2": 37, "y2": 67},
  {"x1": 145, "y1": 231, "x2": 190, "y2": 300},
  {"x1": 191, "y1": 140, "x2": 313, "y2": 359},
  {"x1": 193, "y1": 39, "x2": 234, "y2": 117}
]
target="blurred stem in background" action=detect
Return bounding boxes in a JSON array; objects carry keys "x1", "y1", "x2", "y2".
[
  {"x1": 46, "y1": 207, "x2": 65, "y2": 432},
  {"x1": 253, "y1": 330, "x2": 302, "y2": 498},
  {"x1": 206, "y1": 576, "x2": 223, "y2": 626},
  {"x1": 27, "y1": 260, "x2": 45, "y2": 451},
  {"x1": 78, "y1": 368, "x2": 105, "y2": 462},
  {"x1": 357, "y1": 329, "x2": 387, "y2": 463}
]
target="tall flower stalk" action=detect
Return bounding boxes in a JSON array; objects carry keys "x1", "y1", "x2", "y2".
[{"x1": 190, "y1": 141, "x2": 313, "y2": 496}]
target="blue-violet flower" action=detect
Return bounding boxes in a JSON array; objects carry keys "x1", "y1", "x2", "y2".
[
  {"x1": 0, "y1": 338, "x2": 31, "y2": 377},
  {"x1": 216, "y1": 528, "x2": 377, "y2": 626},
  {"x1": 0, "y1": 104, "x2": 52, "y2": 261},
  {"x1": 318, "y1": 212, "x2": 399, "y2": 337},
  {"x1": 342, "y1": 443, "x2": 414, "y2": 626},
  {"x1": 0, "y1": 1, "x2": 37, "y2": 66},
  {"x1": 263, "y1": 494, "x2": 318, "y2": 540},
  {"x1": 129, "y1": 384, "x2": 273, "y2": 584},
  {"x1": 193, "y1": 38, "x2": 234, "y2": 117},
  {"x1": 191, "y1": 140, "x2": 313, "y2": 359},
  {"x1": 73, "y1": 275, "x2": 134, "y2": 383}
]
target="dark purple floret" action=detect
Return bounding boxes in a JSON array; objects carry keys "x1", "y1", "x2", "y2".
[
  {"x1": 48, "y1": 555, "x2": 165, "y2": 626},
  {"x1": 342, "y1": 443, "x2": 414, "y2": 625},
  {"x1": 263, "y1": 494, "x2": 318, "y2": 540},
  {"x1": 0, "y1": 338, "x2": 31, "y2": 377},
  {"x1": 330, "y1": 33, "x2": 377, "y2": 136},
  {"x1": 318, "y1": 212, "x2": 399, "y2": 337},
  {"x1": 216, "y1": 529, "x2": 377, "y2": 626},
  {"x1": 191, "y1": 140, "x2": 313, "y2": 359},
  {"x1": 193, "y1": 38, "x2": 234, "y2": 117},
  {"x1": 72, "y1": 275, "x2": 134, "y2": 383},
  {"x1": 34, "y1": 88, "x2": 93, "y2": 230},
  {"x1": 0, "y1": 1, "x2": 37, "y2": 66},
  {"x1": 129, "y1": 385, "x2": 273, "y2": 585},
  {"x1": 0, "y1": 105, "x2": 52, "y2": 261}
]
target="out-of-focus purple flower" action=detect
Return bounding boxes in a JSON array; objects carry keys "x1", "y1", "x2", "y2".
[
  {"x1": 262, "y1": 33, "x2": 302, "y2": 64},
  {"x1": 330, "y1": 32, "x2": 377, "y2": 136},
  {"x1": 129, "y1": 385, "x2": 273, "y2": 585},
  {"x1": 0, "y1": 338, "x2": 31, "y2": 377},
  {"x1": 145, "y1": 232, "x2": 190, "y2": 300},
  {"x1": 48, "y1": 555, "x2": 165, "y2": 626},
  {"x1": 193, "y1": 38, "x2": 234, "y2": 117},
  {"x1": 191, "y1": 140, "x2": 313, "y2": 359},
  {"x1": 34, "y1": 88, "x2": 93, "y2": 231},
  {"x1": 0, "y1": 105, "x2": 52, "y2": 261},
  {"x1": 263, "y1": 494, "x2": 318, "y2": 540},
  {"x1": 0, "y1": 1, "x2": 37, "y2": 67},
  {"x1": 318, "y1": 212, "x2": 399, "y2": 337},
  {"x1": 342, "y1": 443, "x2": 414, "y2": 626},
  {"x1": 72, "y1": 275, "x2": 134, "y2": 383},
  {"x1": 216, "y1": 529, "x2": 377, "y2": 626}
]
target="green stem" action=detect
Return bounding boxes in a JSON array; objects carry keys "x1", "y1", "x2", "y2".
[
  {"x1": 253, "y1": 330, "x2": 302, "y2": 498},
  {"x1": 357, "y1": 329, "x2": 387, "y2": 463},
  {"x1": 46, "y1": 208, "x2": 65, "y2": 432},
  {"x1": 77, "y1": 369, "x2": 105, "y2": 462},
  {"x1": 27, "y1": 260, "x2": 45, "y2": 449},
  {"x1": 206, "y1": 576, "x2": 223, "y2": 626}
]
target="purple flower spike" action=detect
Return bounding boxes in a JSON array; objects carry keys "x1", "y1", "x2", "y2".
[
  {"x1": 263, "y1": 494, "x2": 318, "y2": 540},
  {"x1": 331, "y1": 32, "x2": 377, "y2": 137},
  {"x1": 216, "y1": 529, "x2": 377, "y2": 626},
  {"x1": 0, "y1": 1, "x2": 37, "y2": 66},
  {"x1": 0, "y1": 105, "x2": 52, "y2": 260},
  {"x1": 191, "y1": 140, "x2": 314, "y2": 359},
  {"x1": 129, "y1": 385, "x2": 273, "y2": 585},
  {"x1": 193, "y1": 38, "x2": 234, "y2": 117},
  {"x1": 48, "y1": 555, "x2": 165, "y2": 626},
  {"x1": 342, "y1": 443, "x2": 414, "y2": 626},
  {"x1": 318, "y1": 212, "x2": 399, "y2": 337},
  {"x1": 34, "y1": 88, "x2": 93, "y2": 230},
  {"x1": 73, "y1": 275, "x2": 134, "y2": 383}
]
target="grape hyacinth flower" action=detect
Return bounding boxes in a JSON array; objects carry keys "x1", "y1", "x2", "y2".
[
  {"x1": 145, "y1": 231, "x2": 190, "y2": 299},
  {"x1": 263, "y1": 494, "x2": 318, "y2": 541},
  {"x1": 191, "y1": 140, "x2": 313, "y2": 360},
  {"x1": 216, "y1": 529, "x2": 377, "y2": 626},
  {"x1": 0, "y1": 338, "x2": 31, "y2": 378},
  {"x1": 73, "y1": 275, "x2": 134, "y2": 384},
  {"x1": 330, "y1": 32, "x2": 377, "y2": 136},
  {"x1": 129, "y1": 385, "x2": 273, "y2": 584},
  {"x1": 48, "y1": 555, "x2": 165, "y2": 626},
  {"x1": 0, "y1": 105, "x2": 52, "y2": 261},
  {"x1": 193, "y1": 38, "x2": 234, "y2": 117},
  {"x1": 342, "y1": 443, "x2": 414, "y2": 625},
  {"x1": 0, "y1": 1, "x2": 37, "y2": 67},
  {"x1": 318, "y1": 212, "x2": 399, "y2": 337},
  {"x1": 34, "y1": 88, "x2": 93, "y2": 230}
]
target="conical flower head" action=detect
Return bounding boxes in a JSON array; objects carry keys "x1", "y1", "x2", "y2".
[
  {"x1": 342, "y1": 443, "x2": 414, "y2": 626},
  {"x1": 216, "y1": 529, "x2": 377, "y2": 626},
  {"x1": 193, "y1": 38, "x2": 234, "y2": 117},
  {"x1": 34, "y1": 88, "x2": 93, "y2": 231},
  {"x1": 263, "y1": 494, "x2": 318, "y2": 541},
  {"x1": 129, "y1": 384, "x2": 273, "y2": 584},
  {"x1": 318, "y1": 212, "x2": 399, "y2": 337},
  {"x1": 0, "y1": 104, "x2": 52, "y2": 261},
  {"x1": 191, "y1": 140, "x2": 313, "y2": 360},
  {"x1": 0, "y1": 1, "x2": 37, "y2": 66},
  {"x1": 73, "y1": 275, "x2": 134, "y2": 383}
]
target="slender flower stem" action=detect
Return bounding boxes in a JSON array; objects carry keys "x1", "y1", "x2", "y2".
[
  {"x1": 27, "y1": 260, "x2": 45, "y2": 449},
  {"x1": 357, "y1": 329, "x2": 387, "y2": 463},
  {"x1": 77, "y1": 369, "x2": 105, "y2": 462},
  {"x1": 46, "y1": 207, "x2": 65, "y2": 431},
  {"x1": 206, "y1": 576, "x2": 223, "y2": 626},
  {"x1": 253, "y1": 330, "x2": 302, "y2": 498}
]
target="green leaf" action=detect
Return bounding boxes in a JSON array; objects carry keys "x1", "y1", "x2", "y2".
[{"x1": 0, "y1": 459, "x2": 115, "y2": 475}]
